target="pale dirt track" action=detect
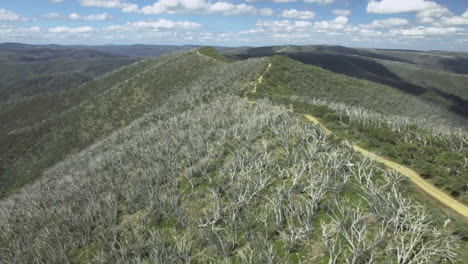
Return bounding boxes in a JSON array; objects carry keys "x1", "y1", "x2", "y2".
[
  {"x1": 241, "y1": 57, "x2": 468, "y2": 219},
  {"x1": 303, "y1": 114, "x2": 468, "y2": 219}
]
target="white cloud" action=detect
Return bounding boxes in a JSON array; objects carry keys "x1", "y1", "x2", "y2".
[
  {"x1": 389, "y1": 26, "x2": 463, "y2": 36},
  {"x1": 416, "y1": 6, "x2": 451, "y2": 23},
  {"x1": 134, "y1": 0, "x2": 273, "y2": 16},
  {"x1": 79, "y1": 0, "x2": 138, "y2": 11},
  {"x1": 333, "y1": 16, "x2": 348, "y2": 24},
  {"x1": 253, "y1": 16, "x2": 351, "y2": 34},
  {"x1": 104, "y1": 19, "x2": 201, "y2": 32},
  {"x1": 49, "y1": 26, "x2": 97, "y2": 34},
  {"x1": 281, "y1": 9, "x2": 315, "y2": 19},
  {"x1": 259, "y1": 8, "x2": 275, "y2": 16},
  {"x1": 332, "y1": 9, "x2": 351, "y2": 16},
  {"x1": 49, "y1": 0, "x2": 64, "y2": 3},
  {"x1": 0, "y1": 25, "x2": 41, "y2": 41},
  {"x1": 430, "y1": 9, "x2": 468, "y2": 26},
  {"x1": 79, "y1": 0, "x2": 123, "y2": 8},
  {"x1": 41, "y1": 13, "x2": 64, "y2": 19},
  {"x1": 238, "y1": 0, "x2": 335, "y2": 3},
  {"x1": 360, "y1": 18, "x2": 408, "y2": 28},
  {"x1": 367, "y1": 0, "x2": 441, "y2": 14},
  {"x1": 303, "y1": 0, "x2": 335, "y2": 4},
  {"x1": 41, "y1": 12, "x2": 112, "y2": 21},
  {"x1": 245, "y1": 0, "x2": 297, "y2": 3},
  {"x1": 69, "y1": 13, "x2": 112, "y2": 21},
  {"x1": 0, "y1": 8, "x2": 25, "y2": 21},
  {"x1": 313, "y1": 16, "x2": 349, "y2": 30},
  {"x1": 366, "y1": 0, "x2": 467, "y2": 27}
]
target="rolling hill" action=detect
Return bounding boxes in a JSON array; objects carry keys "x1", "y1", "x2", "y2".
[
  {"x1": 223, "y1": 45, "x2": 468, "y2": 119},
  {"x1": 0, "y1": 47, "x2": 467, "y2": 263},
  {"x1": 0, "y1": 46, "x2": 141, "y2": 103}
]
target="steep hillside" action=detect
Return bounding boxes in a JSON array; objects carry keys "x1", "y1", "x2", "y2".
[
  {"x1": 251, "y1": 56, "x2": 468, "y2": 212},
  {"x1": 253, "y1": 56, "x2": 467, "y2": 128},
  {"x1": 0, "y1": 47, "x2": 141, "y2": 103},
  {"x1": 0, "y1": 50, "x2": 266, "y2": 197},
  {"x1": 0, "y1": 50, "x2": 462, "y2": 263},
  {"x1": 380, "y1": 60, "x2": 468, "y2": 101},
  {"x1": 224, "y1": 45, "x2": 468, "y2": 120}
]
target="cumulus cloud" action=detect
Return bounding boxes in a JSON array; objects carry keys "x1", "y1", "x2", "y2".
[
  {"x1": 416, "y1": 6, "x2": 451, "y2": 23},
  {"x1": 133, "y1": 0, "x2": 273, "y2": 16},
  {"x1": 252, "y1": 16, "x2": 351, "y2": 35},
  {"x1": 41, "y1": 13, "x2": 63, "y2": 19},
  {"x1": 0, "y1": 25, "x2": 41, "y2": 42},
  {"x1": 104, "y1": 19, "x2": 201, "y2": 32},
  {"x1": 70, "y1": 13, "x2": 112, "y2": 21},
  {"x1": 79, "y1": 0, "x2": 138, "y2": 11},
  {"x1": 367, "y1": 0, "x2": 441, "y2": 14},
  {"x1": 367, "y1": 0, "x2": 468, "y2": 27},
  {"x1": 332, "y1": 9, "x2": 351, "y2": 16},
  {"x1": 303, "y1": 0, "x2": 335, "y2": 5},
  {"x1": 281, "y1": 9, "x2": 315, "y2": 19},
  {"x1": 245, "y1": 0, "x2": 296, "y2": 2},
  {"x1": 241, "y1": 0, "x2": 335, "y2": 3},
  {"x1": 0, "y1": 9, "x2": 26, "y2": 21},
  {"x1": 389, "y1": 26, "x2": 463, "y2": 36},
  {"x1": 49, "y1": 26, "x2": 97, "y2": 34},
  {"x1": 42, "y1": 12, "x2": 112, "y2": 21},
  {"x1": 360, "y1": 18, "x2": 408, "y2": 28},
  {"x1": 430, "y1": 9, "x2": 468, "y2": 26}
]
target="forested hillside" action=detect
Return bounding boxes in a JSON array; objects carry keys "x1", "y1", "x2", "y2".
[
  {"x1": 0, "y1": 46, "x2": 143, "y2": 103},
  {"x1": 223, "y1": 45, "x2": 468, "y2": 120},
  {"x1": 0, "y1": 48, "x2": 466, "y2": 263}
]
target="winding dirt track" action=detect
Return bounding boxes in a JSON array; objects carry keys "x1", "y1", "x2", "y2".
[
  {"x1": 195, "y1": 51, "x2": 468, "y2": 218},
  {"x1": 303, "y1": 115, "x2": 468, "y2": 219},
  {"x1": 248, "y1": 58, "x2": 468, "y2": 219}
]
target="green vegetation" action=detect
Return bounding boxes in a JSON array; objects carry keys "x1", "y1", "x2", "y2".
[
  {"x1": 251, "y1": 56, "x2": 468, "y2": 244},
  {"x1": 252, "y1": 56, "x2": 467, "y2": 129},
  {"x1": 0, "y1": 48, "x2": 141, "y2": 103},
  {"x1": 0, "y1": 49, "x2": 465, "y2": 263},
  {"x1": 198, "y1": 47, "x2": 232, "y2": 63},
  {"x1": 226, "y1": 45, "x2": 468, "y2": 120},
  {"x1": 381, "y1": 60, "x2": 468, "y2": 101}
]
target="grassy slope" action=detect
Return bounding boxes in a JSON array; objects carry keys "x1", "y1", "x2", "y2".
[
  {"x1": 0, "y1": 51, "x2": 256, "y2": 196},
  {"x1": 253, "y1": 56, "x2": 467, "y2": 129},
  {"x1": 0, "y1": 51, "x2": 460, "y2": 263},
  {"x1": 224, "y1": 46, "x2": 468, "y2": 121}
]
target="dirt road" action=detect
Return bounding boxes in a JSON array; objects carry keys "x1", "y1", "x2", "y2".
[
  {"x1": 248, "y1": 60, "x2": 468, "y2": 219},
  {"x1": 303, "y1": 114, "x2": 468, "y2": 219}
]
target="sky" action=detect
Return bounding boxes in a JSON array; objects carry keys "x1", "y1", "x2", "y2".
[{"x1": 0, "y1": 0, "x2": 468, "y2": 50}]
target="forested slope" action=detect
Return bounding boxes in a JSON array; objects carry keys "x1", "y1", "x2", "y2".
[{"x1": 0, "y1": 49, "x2": 466, "y2": 263}]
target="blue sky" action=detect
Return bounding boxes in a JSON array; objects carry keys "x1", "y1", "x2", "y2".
[{"x1": 1, "y1": 0, "x2": 467, "y2": 50}]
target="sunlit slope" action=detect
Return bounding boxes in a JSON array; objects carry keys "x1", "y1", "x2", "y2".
[
  {"x1": 225, "y1": 45, "x2": 468, "y2": 121},
  {"x1": 0, "y1": 50, "x2": 266, "y2": 195},
  {"x1": 252, "y1": 56, "x2": 467, "y2": 129}
]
